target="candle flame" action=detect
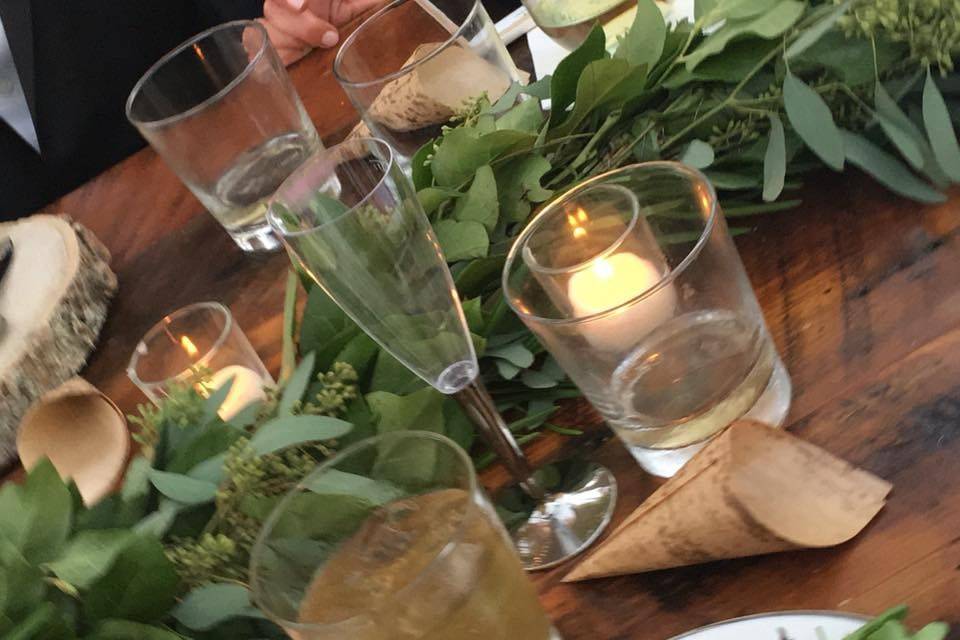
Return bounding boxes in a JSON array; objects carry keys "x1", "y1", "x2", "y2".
[
  {"x1": 568, "y1": 207, "x2": 589, "y2": 239},
  {"x1": 193, "y1": 43, "x2": 206, "y2": 61},
  {"x1": 180, "y1": 336, "x2": 199, "y2": 358}
]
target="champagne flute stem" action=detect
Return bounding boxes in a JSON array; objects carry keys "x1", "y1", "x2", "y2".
[{"x1": 454, "y1": 378, "x2": 546, "y2": 500}]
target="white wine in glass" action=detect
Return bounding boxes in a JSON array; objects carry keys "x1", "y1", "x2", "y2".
[{"x1": 523, "y1": 0, "x2": 640, "y2": 49}]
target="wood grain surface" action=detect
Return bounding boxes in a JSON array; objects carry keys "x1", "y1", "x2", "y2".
[{"x1": 17, "y1": 7, "x2": 960, "y2": 639}]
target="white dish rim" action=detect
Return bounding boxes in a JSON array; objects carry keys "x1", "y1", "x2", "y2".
[{"x1": 668, "y1": 610, "x2": 871, "y2": 640}]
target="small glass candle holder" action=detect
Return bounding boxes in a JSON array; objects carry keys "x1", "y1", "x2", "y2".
[
  {"x1": 127, "y1": 302, "x2": 273, "y2": 419},
  {"x1": 503, "y1": 162, "x2": 792, "y2": 478}
]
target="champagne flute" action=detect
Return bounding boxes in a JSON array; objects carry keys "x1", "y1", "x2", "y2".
[{"x1": 267, "y1": 137, "x2": 616, "y2": 570}]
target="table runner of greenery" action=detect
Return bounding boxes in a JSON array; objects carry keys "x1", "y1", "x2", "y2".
[{"x1": 2, "y1": 0, "x2": 959, "y2": 635}]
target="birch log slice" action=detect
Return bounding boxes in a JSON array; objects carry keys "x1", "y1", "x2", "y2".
[
  {"x1": 0, "y1": 215, "x2": 118, "y2": 466},
  {"x1": 367, "y1": 42, "x2": 512, "y2": 132}
]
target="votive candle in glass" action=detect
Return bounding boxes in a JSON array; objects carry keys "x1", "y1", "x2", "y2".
[
  {"x1": 127, "y1": 302, "x2": 273, "y2": 419},
  {"x1": 503, "y1": 162, "x2": 792, "y2": 477}
]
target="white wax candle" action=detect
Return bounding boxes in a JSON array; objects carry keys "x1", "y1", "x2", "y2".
[
  {"x1": 207, "y1": 365, "x2": 268, "y2": 420},
  {"x1": 568, "y1": 252, "x2": 676, "y2": 351}
]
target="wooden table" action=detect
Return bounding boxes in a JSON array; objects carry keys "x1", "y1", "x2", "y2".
[{"x1": 31, "y1": 13, "x2": 960, "y2": 640}]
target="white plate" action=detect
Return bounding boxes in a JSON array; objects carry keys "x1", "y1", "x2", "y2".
[{"x1": 670, "y1": 611, "x2": 868, "y2": 640}]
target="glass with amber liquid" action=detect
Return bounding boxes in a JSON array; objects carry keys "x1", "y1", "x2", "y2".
[{"x1": 250, "y1": 431, "x2": 558, "y2": 640}]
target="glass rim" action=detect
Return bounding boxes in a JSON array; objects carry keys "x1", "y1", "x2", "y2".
[
  {"x1": 248, "y1": 430, "x2": 482, "y2": 631},
  {"x1": 125, "y1": 20, "x2": 268, "y2": 129},
  {"x1": 126, "y1": 301, "x2": 233, "y2": 388},
  {"x1": 267, "y1": 136, "x2": 396, "y2": 238},
  {"x1": 333, "y1": 0, "x2": 482, "y2": 89},
  {"x1": 502, "y1": 161, "x2": 720, "y2": 326}
]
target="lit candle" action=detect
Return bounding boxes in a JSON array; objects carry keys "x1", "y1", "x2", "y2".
[
  {"x1": 568, "y1": 252, "x2": 676, "y2": 351},
  {"x1": 207, "y1": 364, "x2": 268, "y2": 420}
]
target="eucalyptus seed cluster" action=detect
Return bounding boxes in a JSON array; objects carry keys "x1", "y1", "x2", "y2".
[
  {"x1": 165, "y1": 534, "x2": 244, "y2": 590},
  {"x1": 841, "y1": 0, "x2": 960, "y2": 72},
  {"x1": 300, "y1": 361, "x2": 359, "y2": 416},
  {"x1": 128, "y1": 367, "x2": 212, "y2": 449}
]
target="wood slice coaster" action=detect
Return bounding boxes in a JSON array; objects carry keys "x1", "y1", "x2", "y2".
[{"x1": 0, "y1": 215, "x2": 118, "y2": 466}]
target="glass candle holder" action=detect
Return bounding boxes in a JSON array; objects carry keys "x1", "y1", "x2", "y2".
[
  {"x1": 250, "y1": 431, "x2": 560, "y2": 640},
  {"x1": 522, "y1": 0, "x2": 639, "y2": 51},
  {"x1": 503, "y1": 162, "x2": 792, "y2": 478},
  {"x1": 127, "y1": 302, "x2": 273, "y2": 420},
  {"x1": 334, "y1": 0, "x2": 522, "y2": 163},
  {"x1": 126, "y1": 21, "x2": 321, "y2": 253}
]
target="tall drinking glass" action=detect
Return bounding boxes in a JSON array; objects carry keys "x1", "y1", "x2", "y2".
[
  {"x1": 268, "y1": 138, "x2": 615, "y2": 570},
  {"x1": 126, "y1": 21, "x2": 320, "y2": 252},
  {"x1": 503, "y1": 162, "x2": 792, "y2": 478},
  {"x1": 334, "y1": 0, "x2": 522, "y2": 162},
  {"x1": 522, "y1": 0, "x2": 639, "y2": 50},
  {"x1": 250, "y1": 431, "x2": 560, "y2": 639}
]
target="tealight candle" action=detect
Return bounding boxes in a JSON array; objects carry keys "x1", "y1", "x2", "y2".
[
  {"x1": 568, "y1": 252, "x2": 676, "y2": 352},
  {"x1": 207, "y1": 364, "x2": 269, "y2": 420}
]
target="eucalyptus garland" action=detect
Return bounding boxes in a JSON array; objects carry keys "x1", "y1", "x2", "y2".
[{"x1": 2, "y1": 0, "x2": 959, "y2": 636}]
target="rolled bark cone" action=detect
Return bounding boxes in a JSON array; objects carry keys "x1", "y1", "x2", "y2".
[
  {"x1": 0, "y1": 215, "x2": 118, "y2": 466},
  {"x1": 564, "y1": 421, "x2": 893, "y2": 581}
]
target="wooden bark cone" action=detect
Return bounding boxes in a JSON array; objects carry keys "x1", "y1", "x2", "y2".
[
  {"x1": 564, "y1": 421, "x2": 893, "y2": 582},
  {"x1": 0, "y1": 215, "x2": 117, "y2": 465},
  {"x1": 366, "y1": 42, "x2": 512, "y2": 132},
  {"x1": 17, "y1": 377, "x2": 129, "y2": 505}
]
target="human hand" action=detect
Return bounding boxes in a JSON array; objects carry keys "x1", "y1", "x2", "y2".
[{"x1": 260, "y1": 0, "x2": 386, "y2": 65}]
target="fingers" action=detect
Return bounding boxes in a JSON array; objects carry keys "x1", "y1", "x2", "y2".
[
  {"x1": 264, "y1": 0, "x2": 340, "y2": 48},
  {"x1": 304, "y1": 0, "x2": 387, "y2": 26}
]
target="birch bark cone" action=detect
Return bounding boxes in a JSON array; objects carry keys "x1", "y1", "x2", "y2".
[
  {"x1": 0, "y1": 215, "x2": 118, "y2": 465},
  {"x1": 564, "y1": 421, "x2": 893, "y2": 581}
]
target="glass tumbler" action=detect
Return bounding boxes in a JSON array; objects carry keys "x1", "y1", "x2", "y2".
[
  {"x1": 126, "y1": 301, "x2": 273, "y2": 419},
  {"x1": 250, "y1": 431, "x2": 560, "y2": 640},
  {"x1": 126, "y1": 20, "x2": 320, "y2": 252},
  {"x1": 522, "y1": 0, "x2": 640, "y2": 50},
  {"x1": 503, "y1": 162, "x2": 792, "y2": 478},
  {"x1": 334, "y1": 0, "x2": 522, "y2": 162}
]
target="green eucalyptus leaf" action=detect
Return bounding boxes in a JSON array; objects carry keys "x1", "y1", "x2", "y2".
[
  {"x1": 784, "y1": 1, "x2": 848, "y2": 59},
  {"x1": 368, "y1": 387, "x2": 445, "y2": 435},
  {"x1": 550, "y1": 58, "x2": 642, "y2": 138},
  {"x1": 665, "y1": 38, "x2": 778, "y2": 87},
  {"x1": 521, "y1": 369, "x2": 560, "y2": 389},
  {"x1": 679, "y1": 139, "x2": 715, "y2": 168},
  {"x1": 46, "y1": 530, "x2": 137, "y2": 591},
  {"x1": 487, "y1": 343, "x2": 535, "y2": 368},
  {"x1": 706, "y1": 171, "x2": 761, "y2": 190},
  {"x1": 132, "y1": 500, "x2": 181, "y2": 538},
  {"x1": 454, "y1": 254, "x2": 507, "y2": 298},
  {"x1": 615, "y1": 0, "x2": 666, "y2": 68},
  {"x1": 521, "y1": 76, "x2": 552, "y2": 100},
  {"x1": 842, "y1": 606, "x2": 909, "y2": 640},
  {"x1": 434, "y1": 219, "x2": 490, "y2": 262},
  {"x1": 333, "y1": 333, "x2": 380, "y2": 381},
  {"x1": 370, "y1": 350, "x2": 426, "y2": 395},
  {"x1": 683, "y1": 0, "x2": 805, "y2": 70},
  {"x1": 431, "y1": 129, "x2": 535, "y2": 187},
  {"x1": 442, "y1": 399, "x2": 476, "y2": 451},
  {"x1": 453, "y1": 165, "x2": 499, "y2": 231},
  {"x1": 172, "y1": 583, "x2": 257, "y2": 631},
  {"x1": 913, "y1": 622, "x2": 950, "y2": 640},
  {"x1": 550, "y1": 25, "x2": 607, "y2": 119},
  {"x1": 87, "y1": 619, "x2": 185, "y2": 639},
  {"x1": 83, "y1": 536, "x2": 179, "y2": 624},
  {"x1": 249, "y1": 414, "x2": 353, "y2": 456},
  {"x1": 784, "y1": 70, "x2": 845, "y2": 170},
  {"x1": 695, "y1": 0, "x2": 718, "y2": 19},
  {"x1": 278, "y1": 351, "x2": 316, "y2": 416},
  {"x1": 462, "y1": 297, "x2": 485, "y2": 333},
  {"x1": 201, "y1": 376, "x2": 234, "y2": 422},
  {"x1": 147, "y1": 469, "x2": 217, "y2": 506},
  {"x1": 495, "y1": 359, "x2": 521, "y2": 380},
  {"x1": 797, "y1": 31, "x2": 902, "y2": 86},
  {"x1": 418, "y1": 187, "x2": 460, "y2": 215},
  {"x1": 303, "y1": 469, "x2": 404, "y2": 505},
  {"x1": 875, "y1": 81, "x2": 927, "y2": 170},
  {"x1": 841, "y1": 130, "x2": 946, "y2": 203},
  {"x1": 763, "y1": 113, "x2": 786, "y2": 201},
  {"x1": 922, "y1": 67, "x2": 960, "y2": 182},
  {"x1": 495, "y1": 154, "x2": 553, "y2": 222},
  {"x1": 713, "y1": 0, "x2": 780, "y2": 21},
  {"x1": 411, "y1": 142, "x2": 435, "y2": 191},
  {"x1": 496, "y1": 99, "x2": 545, "y2": 133},
  {"x1": 0, "y1": 459, "x2": 72, "y2": 563}
]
